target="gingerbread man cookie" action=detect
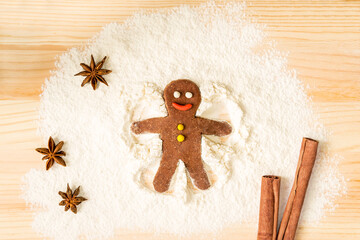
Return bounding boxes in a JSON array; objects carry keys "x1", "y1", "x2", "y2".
[{"x1": 131, "y1": 79, "x2": 232, "y2": 193}]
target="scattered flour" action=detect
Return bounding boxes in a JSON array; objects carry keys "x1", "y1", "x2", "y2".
[{"x1": 22, "y1": 2, "x2": 346, "y2": 240}]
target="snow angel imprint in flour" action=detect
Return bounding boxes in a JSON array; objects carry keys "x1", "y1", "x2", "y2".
[{"x1": 131, "y1": 79, "x2": 232, "y2": 193}]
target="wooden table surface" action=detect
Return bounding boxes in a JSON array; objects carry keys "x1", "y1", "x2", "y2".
[{"x1": 1, "y1": 0, "x2": 359, "y2": 239}]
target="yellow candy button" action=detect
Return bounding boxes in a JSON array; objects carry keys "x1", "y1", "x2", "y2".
[
  {"x1": 177, "y1": 134, "x2": 185, "y2": 142},
  {"x1": 177, "y1": 124, "x2": 184, "y2": 131}
]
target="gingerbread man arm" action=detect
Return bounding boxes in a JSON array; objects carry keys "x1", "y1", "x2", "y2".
[
  {"x1": 131, "y1": 118, "x2": 164, "y2": 134},
  {"x1": 196, "y1": 117, "x2": 232, "y2": 136}
]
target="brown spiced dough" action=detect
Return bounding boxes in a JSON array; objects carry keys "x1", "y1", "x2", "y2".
[{"x1": 131, "y1": 79, "x2": 232, "y2": 193}]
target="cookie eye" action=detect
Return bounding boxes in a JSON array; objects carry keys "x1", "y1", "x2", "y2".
[
  {"x1": 185, "y1": 92, "x2": 193, "y2": 98},
  {"x1": 173, "y1": 91, "x2": 180, "y2": 98}
]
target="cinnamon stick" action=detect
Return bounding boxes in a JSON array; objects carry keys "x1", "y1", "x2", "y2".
[
  {"x1": 257, "y1": 175, "x2": 281, "y2": 240},
  {"x1": 277, "y1": 137, "x2": 319, "y2": 240}
]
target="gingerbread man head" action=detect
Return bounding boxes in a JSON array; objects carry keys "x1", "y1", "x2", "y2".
[{"x1": 163, "y1": 79, "x2": 201, "y2": 116}]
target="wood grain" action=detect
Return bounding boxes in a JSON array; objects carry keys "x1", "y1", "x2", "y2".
[{"x1": 0, "y1": 0, "x2": 359, "y2": 239}]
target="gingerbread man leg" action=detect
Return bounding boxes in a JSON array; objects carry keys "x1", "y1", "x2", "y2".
[
  {"x1": 153, "y1": 153, "x2": 179, "y2": 193},
  {"x1": 183, "y1": 156, "x2": 211, "y2": 190}
]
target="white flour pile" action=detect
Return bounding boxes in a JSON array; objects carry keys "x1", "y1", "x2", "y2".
[{"x1": 22, "y1": 2, "x2": 346, "y2": 240}]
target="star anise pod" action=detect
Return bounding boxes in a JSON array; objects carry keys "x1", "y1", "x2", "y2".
[
  {"x1": 74, "y1": 55, "x2": 112, "y2": 90},
  {"x1": 36, "y1": 136, "x2": 66, "y2": 170},
  {"x1": 59, "y1": 184, "x2": 87, "y2": 214}
]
